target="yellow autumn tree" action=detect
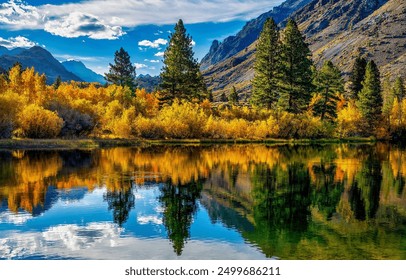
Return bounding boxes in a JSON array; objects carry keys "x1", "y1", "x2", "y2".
[{"x1": 17, "y1": 104, "x2": 63, "y2": 138}]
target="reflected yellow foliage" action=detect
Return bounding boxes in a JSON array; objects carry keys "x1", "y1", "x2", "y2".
[{"x1": 0, "y1": 144, "x2": 405, "y2": 221}]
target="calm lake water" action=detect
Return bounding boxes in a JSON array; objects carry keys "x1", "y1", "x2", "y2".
[{"x1": 0, "y1": 144, "x2": 405, "y2": 260}]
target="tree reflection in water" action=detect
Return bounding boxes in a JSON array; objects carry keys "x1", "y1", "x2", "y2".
[
  {"x1": 103, "y1": 180, "x2": 135, "y2": 227},
  {"x1": 349, "y1": 147, "x2": 382, "y2": 221},
  {"x1": 0, "y1": 144, "x2": 405, "y2": 259},
  {"x1": 159, "y1": 179, "x2": 203, "y2": 256}
]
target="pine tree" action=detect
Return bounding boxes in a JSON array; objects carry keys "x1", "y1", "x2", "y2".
[
  {"x1": 228, "y1": 86, "x2": 239, "y2": 105},
  {"x1": 53, "y1": 76, "x2": 62, "y2": 90},
  {"x1": 312, "y1": 61, "x2": 344, "y2": 121},
  {"x1": 219, "y1": 91, "x2": 227, "y2": 102},
  {"x1": 160, "y1": 19, "x2": 207, "y2": 104},
  {"x1": 393, "y1": 77, "x2": 405, "y2": 103},
  {"x1": 207, "y1": 90, "x2": 214, "y2": 102},
  {"x1": 382, "y1": 78, "x2": 394, "y2": 117},
  {"x1": 356, "y1": 60, "x2": 382, "y2": 130},
  {"x1": 349, "y1": 55, "x2": 367, "y2": 100},
  {"x1": 278, "y1": 19, "x2": 313, "y2": 114},
  {"x1": 251, "y1": 18, "x2": 280, "y2": 109},
  {"x1": 105, "y1": 47, "x2": 137, "y2": 91},
  {"x1": 393, "y1": 77, "x2": 405, "y2": 126}
]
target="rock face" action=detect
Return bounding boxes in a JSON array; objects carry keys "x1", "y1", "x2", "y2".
[
  {"x1": 136, "y1": 74, "x2": 161, "y2": 93},
  {"x1": 0, "y1": 46, "x2": 82, "y2": 83},
  {"x1": 202, "y1": 0, "x2": 405, "y2": 97},
  {"x1": 200, "y1": 0, "x2": 312, "y2": 70}
]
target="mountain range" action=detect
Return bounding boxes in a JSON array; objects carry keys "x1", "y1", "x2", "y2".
[
  {"x1": 200, "y1": 0, "x2": 312, "y2": 70},
  {"x1": 0, "y1": 46, "x2": 109, "y2": 84},
  {"x1": 0, "y1": 46, "x2": 82, "y2": 83},
  {"x1": 202, "y1": 0, "x2": 406, "y2": 98},
  {"x1": 62, "y1": 60, "x2": 105, "y2": 84},
  {"x1": 0, "y1": 45, "x2": 162, "y2": 90},
  {"x1": 0, "y1": 0, "x2": 404, "y2": 95}
]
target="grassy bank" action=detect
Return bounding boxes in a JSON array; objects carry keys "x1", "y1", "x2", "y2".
[{"x1": 0, "y1": 137, "x2": 378, "y2": 149}]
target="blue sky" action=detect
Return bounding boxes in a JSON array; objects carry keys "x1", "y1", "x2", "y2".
[{"x1": 0, "y1": 0, "x2": 284, "y2": 76}]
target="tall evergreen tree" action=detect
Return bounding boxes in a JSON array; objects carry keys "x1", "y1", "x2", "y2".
[
  {"x1": 349, "y1": 55, "x2": 367, "y2": 100},
  {"x1": 219, "y1": 91, "x2": 227, "y2": 102},
  {"x1": 251, "y1": 18, "x2": 280, "y2": 109},
  {"x1": 53, "y1": 75, "x2": 62, "y2": 90},
  {"x1": 105, "y1": 47, "x2": 137, "y2": 91},
  {"x1": 228, "y1": 86, "x2": 239, "y2": 105},
  {"x1": 278, "y1": 19, "x2": 313, "y2": 114},
  {"x1": 160, "y1": 19, "x2": 207, "y2": 104},
  {"x1": 312, "y1": 60, "x2": 344, "y2": 121},
  {"x1": 382, "y1": 78, "x2": 394, "y2": 118},
  {"x1": 356, "y1": 60, "x2": 382, "y2": 130},
  {"x1": 393, "y1": 77, "x2": 405, "y2": 126},
  {"x1": 393, "y1": 76, "x2": 405, "y2": 103}
]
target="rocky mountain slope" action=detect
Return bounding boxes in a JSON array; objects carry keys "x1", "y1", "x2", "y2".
[
  {"x1": 136, "y1": 74, "x2": 161, "y2": 93},
  {"x1": 203, "y1": 0, "x2": 405, "y2": 98},
  {"x1": 200, "y1": 0, "x2": 312, "y2": 70}
]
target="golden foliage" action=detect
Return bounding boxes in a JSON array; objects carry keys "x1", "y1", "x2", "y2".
[
  {"x1": 0, "y1": 65, "x2": 402, "y2": 140},
  {"x1": 17, "y1": 104, "x2": 63, "y2": 138},
  {"x1": 336, "y1": 102, "x2": 365, "y2": 137},
  {"x1": 1, "y1": 145, "x2": 404, "y2": 217},
  {"x1": 0, "y1": 91, "x2": 24, "y2": 138},
  {"x1": 158, "y1": 100, "x2": 206, "y2": 138}
]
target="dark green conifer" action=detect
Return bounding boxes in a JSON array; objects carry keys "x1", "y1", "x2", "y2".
[
  {"x1": 356, "y1": 60, "x2": 382, "y2": 130},
  {"x1": 219, "y1": 91, "x2": 227, "y2": 102},
  {"x1": 53, "y1": 75, "x2": 62, "y2": 90},
  {"x1": 277, "y1": 19, "x2": 313, "y2": 114},
  {"x1": 105, "y1": 47, "x2": 137, "y2": 91},
  {"x1": 393, "y1": 77, "x2": 405, "y2": 103},
  {"x1": 349, "y1": 55, "x2": 367, "y2": 100},
  {"x1": 312, "y1": 61, "x2": 343, "y2": 121},
  {"x1": 160, "y1": 19, "x2": 207, "y2": 104},
  {"x1": 228, "y1": 86, "x2": 239, "y2": 105},
  {"x1": 251, "y1": 18, "x2": 280, "y2": 109}
]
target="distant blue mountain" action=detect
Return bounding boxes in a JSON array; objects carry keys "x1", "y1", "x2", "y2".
[
  {"x1": 0, "y1": 46, "x2": 82, "y2": 83},
  {"x1": 62, "y1": 60, "x2": 105, "y2": 84}
]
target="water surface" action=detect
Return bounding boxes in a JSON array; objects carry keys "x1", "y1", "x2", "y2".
[{"x1": 0, "y1": 144, "x2": 405, "y2": 259}]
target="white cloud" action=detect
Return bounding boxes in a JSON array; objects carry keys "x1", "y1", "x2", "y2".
[
  {"x1": 154, "y1": 52, "x2": 165, "y2": 57},
  {"x1": 0, "y1": 36, "x2": 37, "y2": 49},
  {"x1": 44, "y1": 12, "x2": 124, "y2": 40},
  {"x1": 0, "y1": 0, "x2": 42, "y2": 30},
  {"x1": 144, "y1": 59, "x2": 160, "y2": 63},
  {"x1": 0, "y1": 224, "x2": 267, "y2": 260},
  {"x1": 138, "y1": 38, "x2": 168, "y2": 49},
  {"x1": 191, "y1": 40, "x2": 196, "y2": 47},
  {"x1": 0, "y1": 0, "x2": 285, "y2": 39},
  {"x1": 54, "y1": 54, "x2": 105, "y2": 62},
  {"x1": 134, "y1": 63, "x2": 147, "y2": 69},
  {"x1": 137, "y1": 215, "x2": 162, "y2": 225},
  {"x1": 0, "y1": 211, "x2": 32, "y2": 225}
]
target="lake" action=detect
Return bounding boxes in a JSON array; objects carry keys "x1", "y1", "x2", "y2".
[{"x1": 0, "y1": 144, "x2": 405, "y2": 260}]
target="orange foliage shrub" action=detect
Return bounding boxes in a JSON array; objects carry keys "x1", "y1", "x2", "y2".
[{"x1": 134, "y1": 89, "x2": 159, "y2": 118}]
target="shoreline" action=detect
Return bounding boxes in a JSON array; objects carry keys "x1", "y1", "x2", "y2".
[{"x1": 0, "y1": 137, "x2": 378, "y2": 150}]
